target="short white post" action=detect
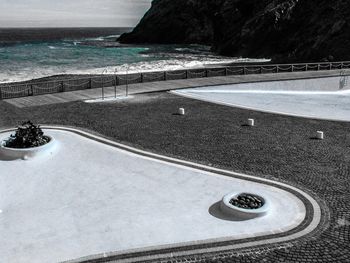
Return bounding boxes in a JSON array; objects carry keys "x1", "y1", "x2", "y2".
[
  {"x1": 247, "y1": 118, "x2": 255, "y2": 126},
  {"x1": 178, "y1": 108, "x2": 185, "y2": 115},
  {"x1": 316, "y1": 131, "x2": 324, "y2": 140}
]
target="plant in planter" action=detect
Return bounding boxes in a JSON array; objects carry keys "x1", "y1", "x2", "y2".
[{"x1": 4, "y1": 121, "x2": 50, "y2": 149}]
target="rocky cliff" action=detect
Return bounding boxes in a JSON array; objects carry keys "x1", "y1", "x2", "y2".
[{"x1": 118, "y1": 0, "x2": 350, "y2": 62}]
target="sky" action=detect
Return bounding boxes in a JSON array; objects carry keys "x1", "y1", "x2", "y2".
[{"x1": 0, "y1": 0, "x2": 152, "y2": 27}]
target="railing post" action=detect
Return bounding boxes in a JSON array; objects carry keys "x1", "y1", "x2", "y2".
[
  {"x1": 141, "y1": 73, "x2": 144, "y2": 83},
  {"x1": 102, "y1": 78, "x2": 104, "y2": 100},
  {"x1": 30, "y1": 84, "x2": 34, "y2": 96},
  {"x1": 225, "y1": 67, "x2": 228, "y2": 76},
  {"x1": 164, "y1": 71, "x2": 167, "y2": 81},
  {"x1": 291, "y1": 65, "x2": 294, "y2": 72},
  {"x1": 260, "y1": 67, "x2": 263, "y2": 74},
  {"x1": 276, "y1": 66, "x2": 279, "y2": 73},
  {"x1": 341, "y1": 62, "x2": 344, "y2": 69},
  {"x1": 317, "y1": 64, "x2": 320, "y2": 71},
  {"x1": 126, "y1": 77, "x2": 129, "y2": 97},
  {"x1": 243, "y1": 67, "x2": 246, "y2": 75},
  {"x1": 205, "y1": 68, "x2": 208, "y2": 78},
  {"x1": 89, "y1": 78, "x2": 92, "y2": 89},
  {"x1": 329, "y1": 63, "x2": 332, "y2": 70},
  {"x1": 60, "y1": 81, "x2": 64, "y2": 92},
  {"x1": 186, "y1": 70, "x2": 188, "y2": 79},
  {"x1": 306, "y1": 64, "x2": 308, "y2": 71},
  {"x1": 115, "y1": 75, "x2": 119, "y2": 86},
  {"x1": 114, "y1": 78, "x2": 117, "y2": 98},
  {"x1": 124, "y1": 73, "x2": 129, "y2": 97}
]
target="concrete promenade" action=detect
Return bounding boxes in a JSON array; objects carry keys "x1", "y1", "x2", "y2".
[{"x1": 4, "y1": 69, "x2": 350, "y2": 108}]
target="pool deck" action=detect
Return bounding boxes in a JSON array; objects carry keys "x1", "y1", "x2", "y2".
[{"x1": 3, "y1": 69, "x2": 350, "y2": 108}]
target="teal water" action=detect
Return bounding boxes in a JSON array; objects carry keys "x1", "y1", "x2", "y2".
[
  {"x1": 0, "y1": 28, "x2": 267, "y2": 83},
  {"x1": 0, "y1": 37, "x2": 151, "y2": 82}
]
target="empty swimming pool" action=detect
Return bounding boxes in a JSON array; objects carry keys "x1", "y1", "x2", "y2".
[{"x1": 172, "y1": 76, "x2": 350, "y2": 122}]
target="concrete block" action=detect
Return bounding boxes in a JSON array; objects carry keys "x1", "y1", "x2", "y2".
[
  {"x1": 316, "y1": 131, "x2": 324, "y2": 140},
  {"x1": 178, "y1": 108, "x2": 185, "y2": 115},
  {"x1": 247, "y1": 119, "x2": 255, "y2": 126}
]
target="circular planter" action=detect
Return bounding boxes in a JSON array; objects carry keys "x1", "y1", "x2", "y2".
[
  {"x1": 220, "y1": 192, "x2": 269, "y2": 220},
  {"x1": 0, "y1": 135, "x2": 55, "y2": 160}
]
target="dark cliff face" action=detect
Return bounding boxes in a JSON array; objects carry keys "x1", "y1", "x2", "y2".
[
  {"x1": 118, "y1": 0, "x2": 216, "y2": 45},
  {"x1": 119, "y1": 0, "x2": 350, "y2": 62}
]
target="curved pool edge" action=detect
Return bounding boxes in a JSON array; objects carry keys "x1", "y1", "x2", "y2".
[{"x1": 0, "y1": 126, "x2": 323, "y2": 263}]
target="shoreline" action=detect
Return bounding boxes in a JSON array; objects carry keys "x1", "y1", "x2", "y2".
[
  {"x1": 0, "y1": 60, "x2": 270, "y2": 86},
  {"x1": 0, "y1": 59, "x2": 347, "y2": 88}
]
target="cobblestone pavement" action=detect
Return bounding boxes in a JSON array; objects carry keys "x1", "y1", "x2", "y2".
[{"x1": 1, "y1": 92, "x2": 349, "y2": 262}]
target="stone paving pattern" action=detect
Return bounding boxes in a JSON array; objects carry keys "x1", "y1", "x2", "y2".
[{"x1": 0, "y1": 92, "x2": 349, "y2": 262}]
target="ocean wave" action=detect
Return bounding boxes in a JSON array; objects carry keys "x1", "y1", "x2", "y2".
[
  {"x1": 84, "y1": 37, "x2": 105, "y2": 41},
  {"x1": 0, "y1": 57, "x2": 270, "y2": 83},
  {"x1": 82, "y1": 35, "x2": 120, "y2": 42},
  {"x1": 104, "y1": 35, "x2": 120, "y2": 39},
  {"x1": 70, "y1": 57, "x2": 270, "y2": 75}
]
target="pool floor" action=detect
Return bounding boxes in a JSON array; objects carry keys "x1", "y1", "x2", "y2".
[{"x1": 0, "y1": 129, "x2": 306, "y2": 263}]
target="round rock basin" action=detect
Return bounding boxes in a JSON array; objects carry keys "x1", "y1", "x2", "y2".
[
  {"x1": 0, "y1": 135, "x2": 55, "y2": 160},
  {"x1": 220, "y1": 192, "x2": 269, "y2": 220}
]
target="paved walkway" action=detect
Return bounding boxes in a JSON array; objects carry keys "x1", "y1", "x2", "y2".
[
  {"x1": 0, "y1": 92, "x2": 348, "y2": 262},
  {"x1": 4, "y1": 69, "x2": 349, "y2": 108}
]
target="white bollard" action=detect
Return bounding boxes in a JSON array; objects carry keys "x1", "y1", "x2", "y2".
[
  {"x1": 316, "y1": 131, "x2": 324, "y2": 140},
  {"x1": 247, "y1": 118, "x2": 255, "y2": 127},
  {"x1": 178, "y1": 108, "x2": 185, "y2": 115}
]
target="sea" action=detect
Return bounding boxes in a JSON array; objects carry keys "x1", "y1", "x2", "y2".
[{"x1": 0, "y1": 27, "x2": 269, "y2": 83}]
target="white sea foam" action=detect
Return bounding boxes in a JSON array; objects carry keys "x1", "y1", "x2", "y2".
[
  {"x1": 0, "y1": 57, "x2": 270, "y2": 83},
  {"x1": 84, "y1": 37, "x2": 105, "y2": 41},
  {"x1": 83, "y1": 35, "x2": 120, "y2": 41},
  {"x1": 104, "y1": 34, "x2": 120, "y2": 39},
  {"x1": 79, "y1": 57, "x2": 270, "y2": 75}
]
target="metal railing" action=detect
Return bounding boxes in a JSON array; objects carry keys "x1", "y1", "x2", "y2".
[{"x1": 1, "y1": 61, "x2": 350, "y2": 100}]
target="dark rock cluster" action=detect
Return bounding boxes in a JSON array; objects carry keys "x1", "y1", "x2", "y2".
[
  {"x1": 229, "y1": 193, "x2": 264, "y2": 209},
  {"x1": 119, "y1": 0, "x2": 350, "y2": 62}
]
